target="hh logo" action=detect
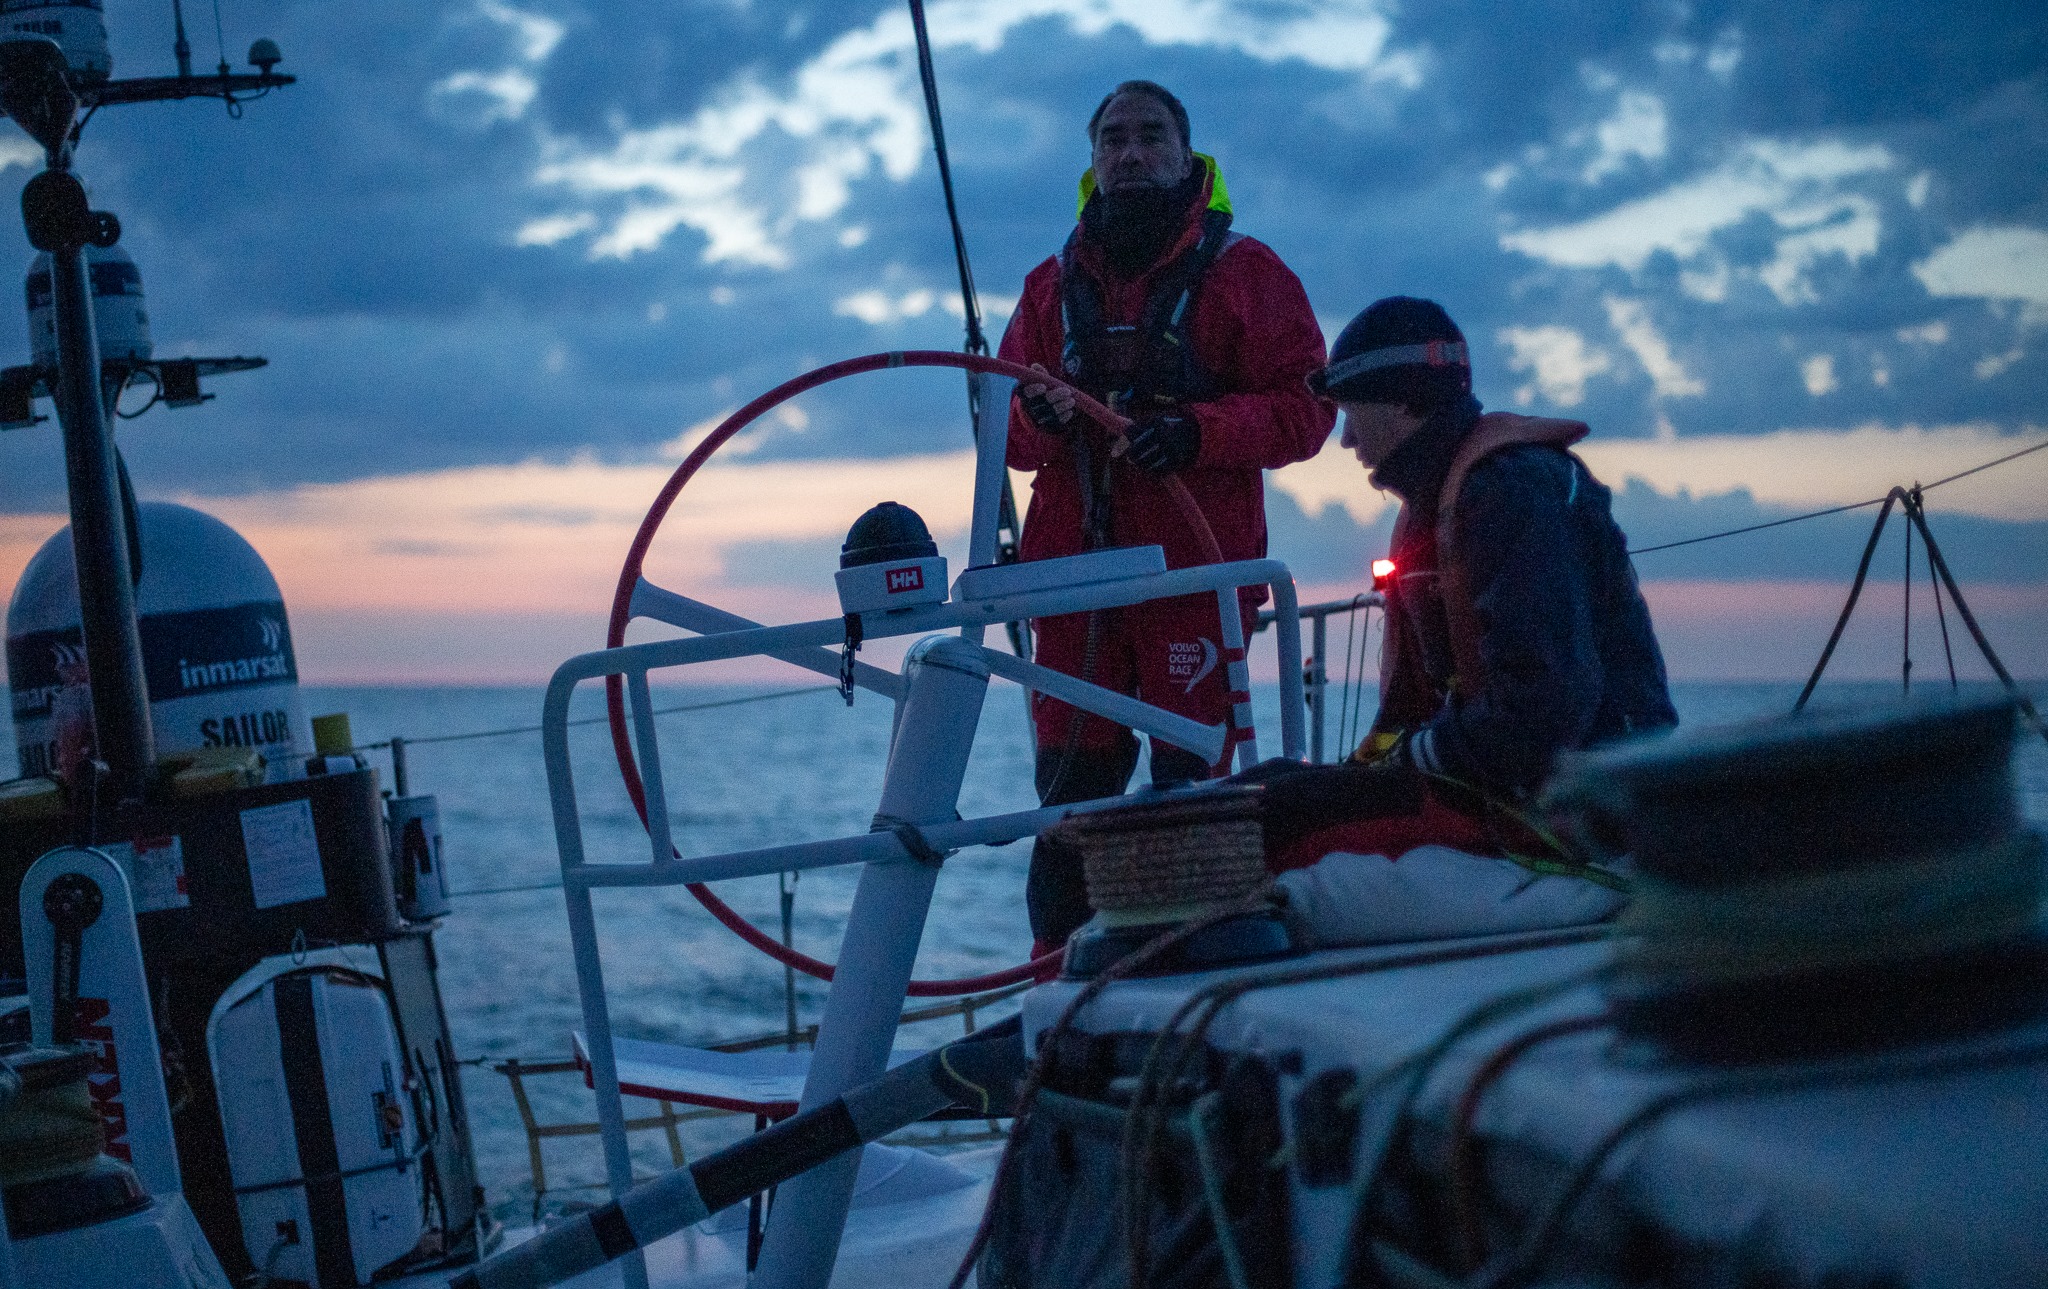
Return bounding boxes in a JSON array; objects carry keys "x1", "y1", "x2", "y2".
[{"x1": 886, "y1": 566, "x2": 924, "y2": 594}]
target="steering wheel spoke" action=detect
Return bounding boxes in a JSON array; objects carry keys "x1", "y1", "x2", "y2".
[{"x1": 629, "y1": 579, "x2": 906, "y2": 701}]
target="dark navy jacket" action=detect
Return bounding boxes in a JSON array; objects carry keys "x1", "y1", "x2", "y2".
[{"x1": 1369, "y1": 397, "x2": 1677, "y2": 796}]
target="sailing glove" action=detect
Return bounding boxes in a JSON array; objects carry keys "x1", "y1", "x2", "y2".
[
  {"x1": 1020, "y1": 386, "x2": 1072, "y2": 434},
  {"x1": 1124, "y1": 413, "x2": 1201, "y2": 475}
]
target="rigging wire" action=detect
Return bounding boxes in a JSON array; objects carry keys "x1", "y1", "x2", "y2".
[
  {"x1": 1902, "y1": 496, "x2": 1913, "y2": 696},
  {"x1": 1628, "y1": 435, "x2": 2048, "y2": 557},
  {"x1": 1927, "y1": 501, "x2": 1959, "y2": 689},
  {"x1": 906, "y1": 0, "x2": 1030, "y2": 665},
  {"x1": 1346, "y1": 603, "x2": 1374, "y2": 755},
  {"x1": 907, "y1": 0, "x2": 985, "y2": 357},
  {"x1": 1793, "y1": 487, "x2": 2046, "y2": 746},
  {"x1": 1334, "y1": 600, "x2": 1360, "y2": 755}
]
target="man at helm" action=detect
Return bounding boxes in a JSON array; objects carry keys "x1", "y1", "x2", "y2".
[
  {"x1": 1255, "y1": 296, "x2": 1677, "y2": 871},
  {"x1": 1001, "y1": 80, "x2": 1333, "y2": 951}
]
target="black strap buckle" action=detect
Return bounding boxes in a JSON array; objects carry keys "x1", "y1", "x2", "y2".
[
  {"x1": 44, "y1": 873, "x2": 103, "y2": 1045},
  {"x1": 839, "y1": 612, "x2": 864, "y2": 706}
]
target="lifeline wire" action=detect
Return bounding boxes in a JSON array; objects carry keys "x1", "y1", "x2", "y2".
[
  {"x1": 1627, "y1": 434, "x2": 2048, "y2": 556},
  {"x1": 351, "y1": 684, "x2": 836, "y2": 752},
  {"x1": 1336, "y1": 599, "x2": 1361, "y2": 756},
  {"x1": 1349, "y1": 603, "x2": 1376, "y2": 755}
]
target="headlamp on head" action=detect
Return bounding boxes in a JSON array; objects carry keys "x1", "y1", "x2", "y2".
[{"x1": 1310, "y1": 296, "x2": 1471, "y2": 406}]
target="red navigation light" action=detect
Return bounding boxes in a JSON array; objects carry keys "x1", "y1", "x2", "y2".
[{"x1": 1371, "y1": 558, "x2": 1396, "y2": 590}]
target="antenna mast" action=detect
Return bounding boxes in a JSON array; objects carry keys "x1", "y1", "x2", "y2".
[{"x1": 171, "y1": 0, "x2": 192, "y2": 77}]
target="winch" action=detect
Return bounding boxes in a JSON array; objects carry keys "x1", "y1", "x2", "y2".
[{"x1": 1550, "y1": 697, "x2": 2048, "y2": 1060}]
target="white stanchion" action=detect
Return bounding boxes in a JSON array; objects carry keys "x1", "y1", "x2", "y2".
[{"x1": 749, "y1": 635, "x2": 991, "y2": 1289}]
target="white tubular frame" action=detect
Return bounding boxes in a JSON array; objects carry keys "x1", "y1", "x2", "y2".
[{"x1": 545, "y1": 556, "x2": 1303, "y2": 1289}]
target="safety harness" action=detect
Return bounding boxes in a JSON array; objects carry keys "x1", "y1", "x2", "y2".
[
  {"x1": 1055, "y1": 155, "x2": 1240, "y2": 550},
  {"x1": 1056, "y1": 158, "x2": 1240, "y2": 416}
]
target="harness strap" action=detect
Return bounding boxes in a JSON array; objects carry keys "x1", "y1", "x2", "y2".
[{"x1": 1057, "y1": 206, "x2": 1237, "y2": 407}]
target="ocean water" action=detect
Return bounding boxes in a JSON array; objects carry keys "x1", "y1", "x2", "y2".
[{"x1": 9, "y1": 679, "x2": 2048, "y2": 1219}]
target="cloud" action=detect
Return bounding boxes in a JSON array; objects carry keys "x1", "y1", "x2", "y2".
[
  {"x1": 130, "y1": 449, "x2": 986, "y2": 618},
  {"x1": 524, "y1": 0, "x2": 1413, "y2": 265},
  {"x1": 1913, "y1": 227, "x2": 2048, "y2": 318},
  {"x1": 1801, "y1": 353, "x2": 1837, "y2": 396},
  {"x1": 1575, "y1": 423, "x2": 2048, "y2": 522},
  {"x1": 426, "y1": 0, "x2": 565, "y2": 126},
  {"x1": 1265, "y1": 436, "x2": 1396, "y2": 529},
  {"x1": 1501, "y1": 138, "x2": 1892, "y2": 306},
  {"x1": 835, "y1": 287, "x2": 940, "y2": 325},
  {"x1": 1498, "y1": 325, "x2": 1612, "y2": 406},
  {"x1": 832, "y1": 284, "x2": 1015, "y2": 326},
  {"x1": 1602, "y1": 297, "x2": 1704, "y2": 398},
  {"x1": 476, "y1": 0, "x2": 564, "y2": 63},
  {"x1": 1975, "y1": 347, "x2": 2025, "y2": 380},
  {"x1": 513, "y1": 212, "x2": 596, "y2": 247},
  {"x1": 0, "y1": 136, "x2": 40, "y2": 174},
  {"x1": 2, "y1": 0, "x2": 2042, "y2": 566},
  {"x1": 1268, "y1": 421, "x2": 2048, "y2": 535},
  {"x1": 1583, "y1": 91, "x2": 1668, "y2": 184},
  {"x1": 431, "y1": 68, "x2": 541, "y2": 125}
]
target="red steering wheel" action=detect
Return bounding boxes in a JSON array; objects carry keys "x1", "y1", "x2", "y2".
[{"x1": 605, "y1": 350, "x2": 1220, "y2": 995}]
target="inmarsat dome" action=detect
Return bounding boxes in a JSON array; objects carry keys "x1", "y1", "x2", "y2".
[{"x1": 7, "y1": 502, "x2": 310, "y2": 777}]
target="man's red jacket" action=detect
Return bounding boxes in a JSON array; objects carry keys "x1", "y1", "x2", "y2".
[{"x1": 998, "y1": 156, "x2": 1334, "y2": 580}]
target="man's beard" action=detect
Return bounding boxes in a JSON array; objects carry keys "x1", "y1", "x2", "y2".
[{"x1": 1084, "y1": 168, "x2": 1203, "y2": 273}]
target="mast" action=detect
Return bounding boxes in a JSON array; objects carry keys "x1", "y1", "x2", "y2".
[
  {"x1": 0, "y1": 23, "x2": 292, "y2": 813},
  {"x1": 0, "y1": 41, "x2": 150, "y2": 799},
  {"x1": 48, "y1": 214, "x2": 154, "y2": 792}
]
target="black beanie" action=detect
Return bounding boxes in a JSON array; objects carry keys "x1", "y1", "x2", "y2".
[{"x1": 1309, "y1": 296, "x2": 1472, "y2": 409}]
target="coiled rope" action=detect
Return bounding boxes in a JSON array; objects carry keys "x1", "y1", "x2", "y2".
[
  {"x1": 1619, "y1": 832, "x2": 2044, "y2": 986},
  {"x1": 943, "y1": 897, "x2": 1277, "y2": 1289},
  {"x1": 1120, "y1": 932, "x2": 1612, "y2": 1282}
]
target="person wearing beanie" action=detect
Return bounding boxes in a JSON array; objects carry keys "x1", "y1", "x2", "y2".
[
  {"x1": 1251, "y1": 295, "x2": 1677, "y2": 873},
  {"x1": 999, "y1": 81, "x2": 1334, "y2": 951}
]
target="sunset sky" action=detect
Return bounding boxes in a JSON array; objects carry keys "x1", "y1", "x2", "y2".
[{"x1": 0, "y1": 0, "x2": 2042, "y2": 684}]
